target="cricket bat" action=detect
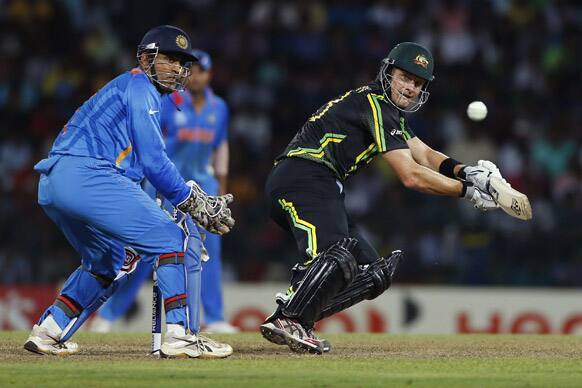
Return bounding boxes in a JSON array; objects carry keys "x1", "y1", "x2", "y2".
[{"x1": 488, "y1": 176, "x2": 532, "y2": 220}]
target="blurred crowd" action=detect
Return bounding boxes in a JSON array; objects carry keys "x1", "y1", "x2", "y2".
[{"x1": 1, "y1": 0, "x2": 581, "y2": 286}]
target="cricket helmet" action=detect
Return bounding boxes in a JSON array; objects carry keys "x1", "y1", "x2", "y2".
[
  {"x1": 378, "y1": 42, "x2": 435, "y2": 112},
  {"x1": 137, "y1": 25, "x2": 199, "y2": 92}
]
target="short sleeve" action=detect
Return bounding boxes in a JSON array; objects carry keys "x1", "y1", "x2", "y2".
[{"x1": 212, "y1": 101, "x2": 229, "y2": 149}]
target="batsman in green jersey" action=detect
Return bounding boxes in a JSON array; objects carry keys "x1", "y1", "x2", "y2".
[{"x1": 260, "y1": 42, "x2": 507, "y2": 354}]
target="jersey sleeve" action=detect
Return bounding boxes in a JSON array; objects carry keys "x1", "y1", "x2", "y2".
[
  {"x1": 212, "y1": 101, "x2": 229, "y2": 149},
  {"x1": 363, "y1": 93, "x2": 410, "y2": 153},
  {"x1": 400, "y1": 113, "x2": 416, "y2": 140},
  {"x1": 126, "y1": 80, "x2": 190, "y2": 206}
]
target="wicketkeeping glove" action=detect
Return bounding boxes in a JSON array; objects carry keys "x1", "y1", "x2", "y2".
[{"x1": 177, "y1": 180, "x2": 235, "y2": 235}]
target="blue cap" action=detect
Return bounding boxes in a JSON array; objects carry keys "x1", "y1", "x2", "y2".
[
  {"x1": 139, "y1": 25, "x2": 198, "y2": 62},
  {"x1": 191, "y1": 49, "x2": 212, "y2": 71}
]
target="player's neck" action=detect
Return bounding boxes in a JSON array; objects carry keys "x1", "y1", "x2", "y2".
[{"x1": 191, "y1": 92, "x2": 206, "y2": 112}]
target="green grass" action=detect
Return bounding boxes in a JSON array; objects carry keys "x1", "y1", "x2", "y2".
[{"x1": 2, "y1": 332, "x2": 582, "y2": 387}]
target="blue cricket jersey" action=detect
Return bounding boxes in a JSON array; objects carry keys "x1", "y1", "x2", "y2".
[
  {"x1": 34, "y1": 68, "x2": 190, "y2": 206},
  {"x1": 161, "y1": 88, "x2": 228, "y2": 193}
]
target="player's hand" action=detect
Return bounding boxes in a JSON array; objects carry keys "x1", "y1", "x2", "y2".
[
  {"x1": 463, "y1": 183, "x2": 499, "y2": 212},
  {"x1": 177, "y1": 181, "x2": 235, "y2": 234},
  {"x1": 201, "y1": 195, "x2": 235, "y2": 235},
  {"x1": 459, "y1": 160, "x2": 508, "y2": 193},
  {"x1": 206, "y1": 208, "x2": 235, "y2": 235}
]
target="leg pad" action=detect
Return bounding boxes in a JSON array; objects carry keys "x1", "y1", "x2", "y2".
[
  {"x1": 315, "y1": 250, "x2": 402, "y2": 322},
  {"x1": 281, "y1": 238, "x2": 358, "y2": 328}
]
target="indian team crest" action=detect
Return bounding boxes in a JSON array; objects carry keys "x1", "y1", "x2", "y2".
[
  {"x1": 207, "y1": 113, "x2": 217, "y2": 124},
  {"x1": 176, "y1": 35, "x2": 188, "y2": 50},
  {"x1": 414, "y1": 54, "x2": 429, "y2": 69}
]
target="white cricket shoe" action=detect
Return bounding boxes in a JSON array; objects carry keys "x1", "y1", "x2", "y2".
[
  {"x1": 205, "y1": 321, "x2": 240, "y2": 334},
  {"x1": 160, "y1": 332, "x2": 233, "y2": 359},
  {"x1": 197, "y1": 335, "x2": 234, "y2": 358},
  {"x1": 23, "y1": 324, "x2": 79, "y2": 356}
]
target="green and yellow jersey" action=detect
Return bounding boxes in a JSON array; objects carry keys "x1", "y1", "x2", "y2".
[{"x1": 276, "y1": 81, "x2": 415, "y2": 180}]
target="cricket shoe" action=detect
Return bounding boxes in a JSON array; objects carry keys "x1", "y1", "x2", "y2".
[
  {"x1": 260, "y1": 317, "x2": 329, "y2": 355},
  {"x1": 160, "y1": 332, "x2": 233, "y2": 359},
  {"x1": 196, "y1": 335, "x2": 234, "y2": 358},
  {"x1": 23, "y1": 324, "x2": 79, "y2": 356}
]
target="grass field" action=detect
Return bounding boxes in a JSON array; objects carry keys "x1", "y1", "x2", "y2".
[{"x1": 2, "y1": 332, "x2": 582, "y2": 387}]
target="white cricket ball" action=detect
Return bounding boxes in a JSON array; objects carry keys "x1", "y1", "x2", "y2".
[{"x1": 467, "y1": 101, "x2": 488, "y2": 121}]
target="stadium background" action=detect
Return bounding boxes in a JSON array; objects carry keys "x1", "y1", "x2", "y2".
[{"x1": 0, "y1": 0, "x2": 580, "y2": 322}]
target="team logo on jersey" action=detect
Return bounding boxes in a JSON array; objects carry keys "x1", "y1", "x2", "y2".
[
  {"x1": 176, "y1": 35, "x2": 188, "y2": 50},
  {"x1": 121, "y1": 247, "x2": 140, "y2": 274},
  {"x1": 207, "y1": 113, "x2": 216, "y2": 124},
  {"x1": 414, "y1": 54, "x2": 429, "y2": 69}
]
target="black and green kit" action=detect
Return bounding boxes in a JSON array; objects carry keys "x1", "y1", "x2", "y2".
[
  {"x1": 267, "y1": 81, "x2": 416, "y2": 265},
  {"x1": 276, "y1": 81, "x2": 415, "y2": 181}
]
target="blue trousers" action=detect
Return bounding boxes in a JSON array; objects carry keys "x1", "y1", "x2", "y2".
[
  {"x1": 98, "y1": 180, "x2": 225, "y2": 324},
  {"x1": 35, "y1": 155, "x2": 199, "y2": 330}
]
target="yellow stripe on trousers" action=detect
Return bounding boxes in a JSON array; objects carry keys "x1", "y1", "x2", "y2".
[{"x1": 278, "y1": 198, "x2": 318, "y2": 262}]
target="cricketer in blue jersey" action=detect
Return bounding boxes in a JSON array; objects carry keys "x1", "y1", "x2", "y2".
[
  {"x1": 23, "y1": 25, "x2": 235, "y2": 358},
  {"x1": 93, "y1": 50, "x2": 238, "y2": 333}
]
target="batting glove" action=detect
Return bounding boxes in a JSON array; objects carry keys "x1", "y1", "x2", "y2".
[
  {"x1": 459, "y1": 160, "x2": 509, "y2": 193},
  {"x1": 462, "y1": 183, "x2": 499, "y2": 211}
]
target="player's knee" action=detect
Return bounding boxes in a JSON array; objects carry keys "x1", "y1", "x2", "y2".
[
  {"x1": 371, "y1": 250, "x2": 403, "y2": 297},
  {"x1": 320, "y1": 237, "x2": 359, "y2": 284},
  {"x1": 282, "y1": 238, "x2": 359, "y2": 327}
]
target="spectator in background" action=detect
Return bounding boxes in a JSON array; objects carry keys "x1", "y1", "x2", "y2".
[{"x1": 1, "y1": 0, "x2": 581, "y2": 287}]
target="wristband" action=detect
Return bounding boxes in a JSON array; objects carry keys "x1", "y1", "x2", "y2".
[
  {"x1": 439, "y1": 157, "x2": 463, "y2": 179},
  {"x1": 457, "y1": 166, "x2": 468, "y2": 179}
]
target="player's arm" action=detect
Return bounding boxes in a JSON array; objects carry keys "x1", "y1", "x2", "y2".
[
  {"x1": 406, "y1": 136, "x2": 465, "y2": 177},
  {"x1": 127, "y1": 82, "x2": 234, "y2": 232},
  {"x1": 382, "y1": 148, "x2": 497, "y2": 210},
  {"x1": 382, "y1": 148, "x2": 464, "y2": 196},
  {"x1": 407, "y1": 136, "x2": 507, "y2": 193},
  {"x1": 212, "y1": 140, "x2": 229, "y2": 195},
  {"x1": 212, "y1": 102, "x2": 230, "y2": 196},
  {"x1": 127, "y1": 87, "x2": 190, "y2": 205}
]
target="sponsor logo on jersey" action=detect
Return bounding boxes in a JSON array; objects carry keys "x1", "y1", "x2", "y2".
[
  {"x1": 177, "y1": 127, "x2": 215, "y2": 143},
  {"x1": 390, "y1": 128, "x2": 403, "y2": 136}
]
